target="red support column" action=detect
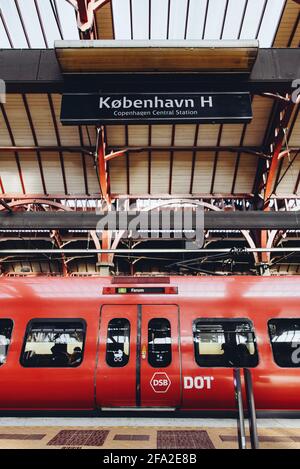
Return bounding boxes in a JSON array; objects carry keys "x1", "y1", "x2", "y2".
[
  {"x1": 67, "y1": 0, "x2": 111, "y2": 34},
  {"x1": 261, "y1": 98, "x2": 298, "y2": 264},
  {"x1": 77, "y1": 0, "x2": 88, "y2": 24},
  {"x1": 97, "y1": 126, "x2": 111, "y2": 204},
  {"x1": 96, "y1": 126, "x2": 113, "y2": 272}
]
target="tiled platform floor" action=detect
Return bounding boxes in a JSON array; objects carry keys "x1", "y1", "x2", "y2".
[{"x1": 0, "y1": 425, "x2": 300, "y2": 449}]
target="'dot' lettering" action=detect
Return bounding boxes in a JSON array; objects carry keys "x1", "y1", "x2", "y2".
[{"x1": 183, "y1": 376, "x2": 214, "y2": 390}]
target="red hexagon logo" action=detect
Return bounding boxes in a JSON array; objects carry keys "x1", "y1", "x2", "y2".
[{"x1": 150, "y1": 372, "x2": 171, "y2": 393}]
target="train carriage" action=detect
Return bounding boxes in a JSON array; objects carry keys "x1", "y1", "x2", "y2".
[{"x1": 0, "y1": 275, "x2": 299, "y2": 413}]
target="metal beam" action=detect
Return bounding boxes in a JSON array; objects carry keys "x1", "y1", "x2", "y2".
[
  {"x1": 2, "y1": 49, "x2": 300, "y2": 94},
  {"x1": 0, "y1": 211, "x2": 300, "y2": 230},
  {"x1": 0, "y1": 145, "x2": 268, "y2": 159},
  {"x1": 104, "y1": 146, "x2": 268, "y2": 159},
  {"x1": 0, "y1": 199, "x2": 12, "y2": 211},
  {"x1": 0, "y1": 146, "x2": 93, "y2": 154}
]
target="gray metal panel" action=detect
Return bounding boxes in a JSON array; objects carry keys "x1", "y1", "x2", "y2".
[
  {"x1": 1, "y1": 48, "x2": 299, "y2": 93},
  {"x1": 0, "y1": 49, "x2": 41, "y2": 81},
  {"x1": 0, "y1": 211, "x2": 300, "y2": 230},
  {"x1": 1, "y1": 49, "x2": 63, "y2": 93},
  {"x1": 251, "y1": 49, "x2": 300, "y2": 83}
]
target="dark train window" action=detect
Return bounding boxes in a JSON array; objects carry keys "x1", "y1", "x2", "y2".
[
  {"x1": 148, "y1": 318, "x2": 172, "y2": 368},
  {"x1": 106, "y1": 318, "x2": 130, "y2": 367},
  {"x1": 268, "y1": 319, "x2": 300, "y2": 368},
  {"x1": 20, "y1": 320, "x2": 86, "y2": 368},
  {"x1": 193, "y1": 319, "x2": 258, "y2": 368},
  {"x1": 0, "y1": 319, "x2": 13, "y2": 366}
]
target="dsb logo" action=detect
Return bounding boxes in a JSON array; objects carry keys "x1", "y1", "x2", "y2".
[
  {"x1": 150, "y1": 372, "x2": 171, "y2": 393},
  {"x1": 154, "y1": 379, "x2": 169, "y2": 386},
  {"x1": 184, "y1": 376, "x2": 214, "y2": 390}
]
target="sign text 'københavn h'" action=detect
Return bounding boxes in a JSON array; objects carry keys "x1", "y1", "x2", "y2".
[{"x1": 61, "y1": 92, "x2": 252, "y2": 125}]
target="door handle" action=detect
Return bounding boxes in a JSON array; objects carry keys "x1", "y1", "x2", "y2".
[{"x1": 141, "y1": 344, "x2": 147, "y2": 360}]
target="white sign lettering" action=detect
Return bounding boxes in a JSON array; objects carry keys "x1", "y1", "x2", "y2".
[
  {"x1": 184, "y1": 376, "x2": 214, "y2": 390},
  {"x1": 99, "y1": 95, "x2": 200, "y2": 110}
]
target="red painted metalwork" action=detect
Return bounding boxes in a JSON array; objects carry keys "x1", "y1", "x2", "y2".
[
  {"x1": 210, "y1": 125, "x2": 223, "y2": 195},
  {"x1": 96, "y1": 126, "x2": 113, "y2": 265},
  {"x1": 0, "y1": 199, "x2": 102, "y2": 274},
  {"x1": 261, "y1": 98, "x2": 299, "y2": 262},
  {"x1": 1, "y1": 275, "x2": 300, "y2": 411},
  {"x1": 77, "y1": 0, "x2": 89, "y2": 24},
  {"x1": 50, "y1": 230, "x2": 69, "y2": 276},
  {"x1": 97, "y1": 126, "x2": 111, "y2": 203},
  {"x1": 68, "y1": 0, "x2": 111, "y2": 33},
  {"x1": 104, "y1": 150, "x2": 127, "y2": 162},
  {"x1": 0, "y1": 178, "x2": 5, "y2": 194}
]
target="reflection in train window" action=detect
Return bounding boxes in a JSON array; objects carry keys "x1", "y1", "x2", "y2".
[
  {"x1": 148, "y1": 318, "x2": 172, "y2": 368},
  {"x1": 268, "y1": 319, "x2": 300, "y2": 367},
  {"x1": 0, "y1": 319, "x2": 13, "y2": 366},
  {"x1": 20, "y1": 320, "x2": 86, "y2": 367},
  {"x1": 106, "y1": 318, "x2": 130, "y2": 367},
  {"x1": 193, "y1": 319, "x2": 258, "y2": 368}
]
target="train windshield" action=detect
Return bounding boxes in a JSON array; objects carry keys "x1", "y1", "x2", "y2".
[
  {"x1": 268, "y1": 319, "x2": 300, "y2": 367},
  {"x1": 20, "y1": 320, "x2": 86, "y2": 367},
  {"x1": 193, "y1": 319, "x2": 258, "y2": 367},
  {"x1": 0, "y1": 319, "x2": 13, "y2": 366}
]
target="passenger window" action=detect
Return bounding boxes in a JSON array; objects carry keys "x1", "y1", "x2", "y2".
[
  {"x1": 106, "y1": 318, "x2": 130, "y2": 367},
  {"x1": 268, "y1": 319, "x2": 300, "y2": 367},
  {"x1": 20, "y1": 320, "x2": 86, "y2": 368},
  {"x1": 0, "y1": 319, "x2": 13, "y2": 366},
  {"x1": 193, "y1": 319, "x2": 258, "y2": 368},
  {"x1": 148, "y1": 318, "x2": 172, "y2": 368}
]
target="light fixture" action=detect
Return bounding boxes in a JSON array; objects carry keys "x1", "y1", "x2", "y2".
[{"x1": 55, "y1": 39, "x2": 259, "y2": 74}]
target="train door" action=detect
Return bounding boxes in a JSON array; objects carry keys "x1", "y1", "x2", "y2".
[
  {"x1": 95, "y1": 304, "x2": 181, "y2": 408},
  {"x1": 140, "y1": 305, "x2": 181, "y2": 407}
]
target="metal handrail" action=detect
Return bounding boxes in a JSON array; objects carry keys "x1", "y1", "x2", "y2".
[
  {"x1": 233, "y1": 368, "x2": 247, "y2": 449},
  {"x1": 244, "y1": 368, "x2": 259, "y2": 449}
]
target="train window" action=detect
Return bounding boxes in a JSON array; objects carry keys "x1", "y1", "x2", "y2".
[
  {"x1": 0, "y1": 319, "x2": 13, "y2": 366},
  {"x1": 193, "y1": 319, "x2": 258, "y2": 368},
  {"x1": 148, "y1": 318, "x2": 172, "y2": 368},
  {"x1": 268, "y1": 319, "x2": 300, "y2": 367},
  {"x1": 20, "y1": 320, "x2": 86, "y2": 368},
  {"x1": 106, "y1": 318, "x2": 130, "y2": 367}
]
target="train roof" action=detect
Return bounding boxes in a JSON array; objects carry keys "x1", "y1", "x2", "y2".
[{"x1": 0, "y1": 275, "x2": 300, "y2": 301}]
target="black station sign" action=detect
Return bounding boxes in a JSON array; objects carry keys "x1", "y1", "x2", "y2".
[{"x1": 60, "y1": 92, "x2": 252, "y2": 125}]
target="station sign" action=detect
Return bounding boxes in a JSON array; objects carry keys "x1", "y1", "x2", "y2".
[{"x1": 60, "y1": 92, "x2": 252, "y2": 125}]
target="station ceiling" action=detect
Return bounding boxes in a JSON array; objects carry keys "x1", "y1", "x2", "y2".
[
  {"x1": 0, "y1": 0, "x2": 299, "y2": 47},
  {"x1": 0, "y1": 93, "x2": 299, "y2": 199}
]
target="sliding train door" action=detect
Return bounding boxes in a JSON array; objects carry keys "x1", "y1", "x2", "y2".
[
  {"x1": 95, "y1": 304, "x2": 181, "y2": 409},
  {"x1": 96, "y1": 305, "x2": 137, "y2": 407},
  {"x1": 140, "y1": 305, "x2": 181, "y2": 407}
]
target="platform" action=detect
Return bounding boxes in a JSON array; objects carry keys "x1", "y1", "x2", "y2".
[{"x1": 0, "y1": 418, "x2": 300, "y2": 449}]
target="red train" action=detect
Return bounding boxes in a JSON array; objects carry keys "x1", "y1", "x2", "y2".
[{"x1": 0, "y1": 275, "x2": 299, "y2": 413}]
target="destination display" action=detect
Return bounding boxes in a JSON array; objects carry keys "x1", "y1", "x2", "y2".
[
  {"x1": 103, "y1": 286, "x2": 178, "y2": 294},
  {"x1": 60, "y1": 92, "x2": 252, "y2": 125}
]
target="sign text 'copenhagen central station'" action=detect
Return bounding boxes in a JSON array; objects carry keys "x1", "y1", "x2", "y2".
[{"x1": 61, "y1": 92, "x2": 252, "y2": 125}]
